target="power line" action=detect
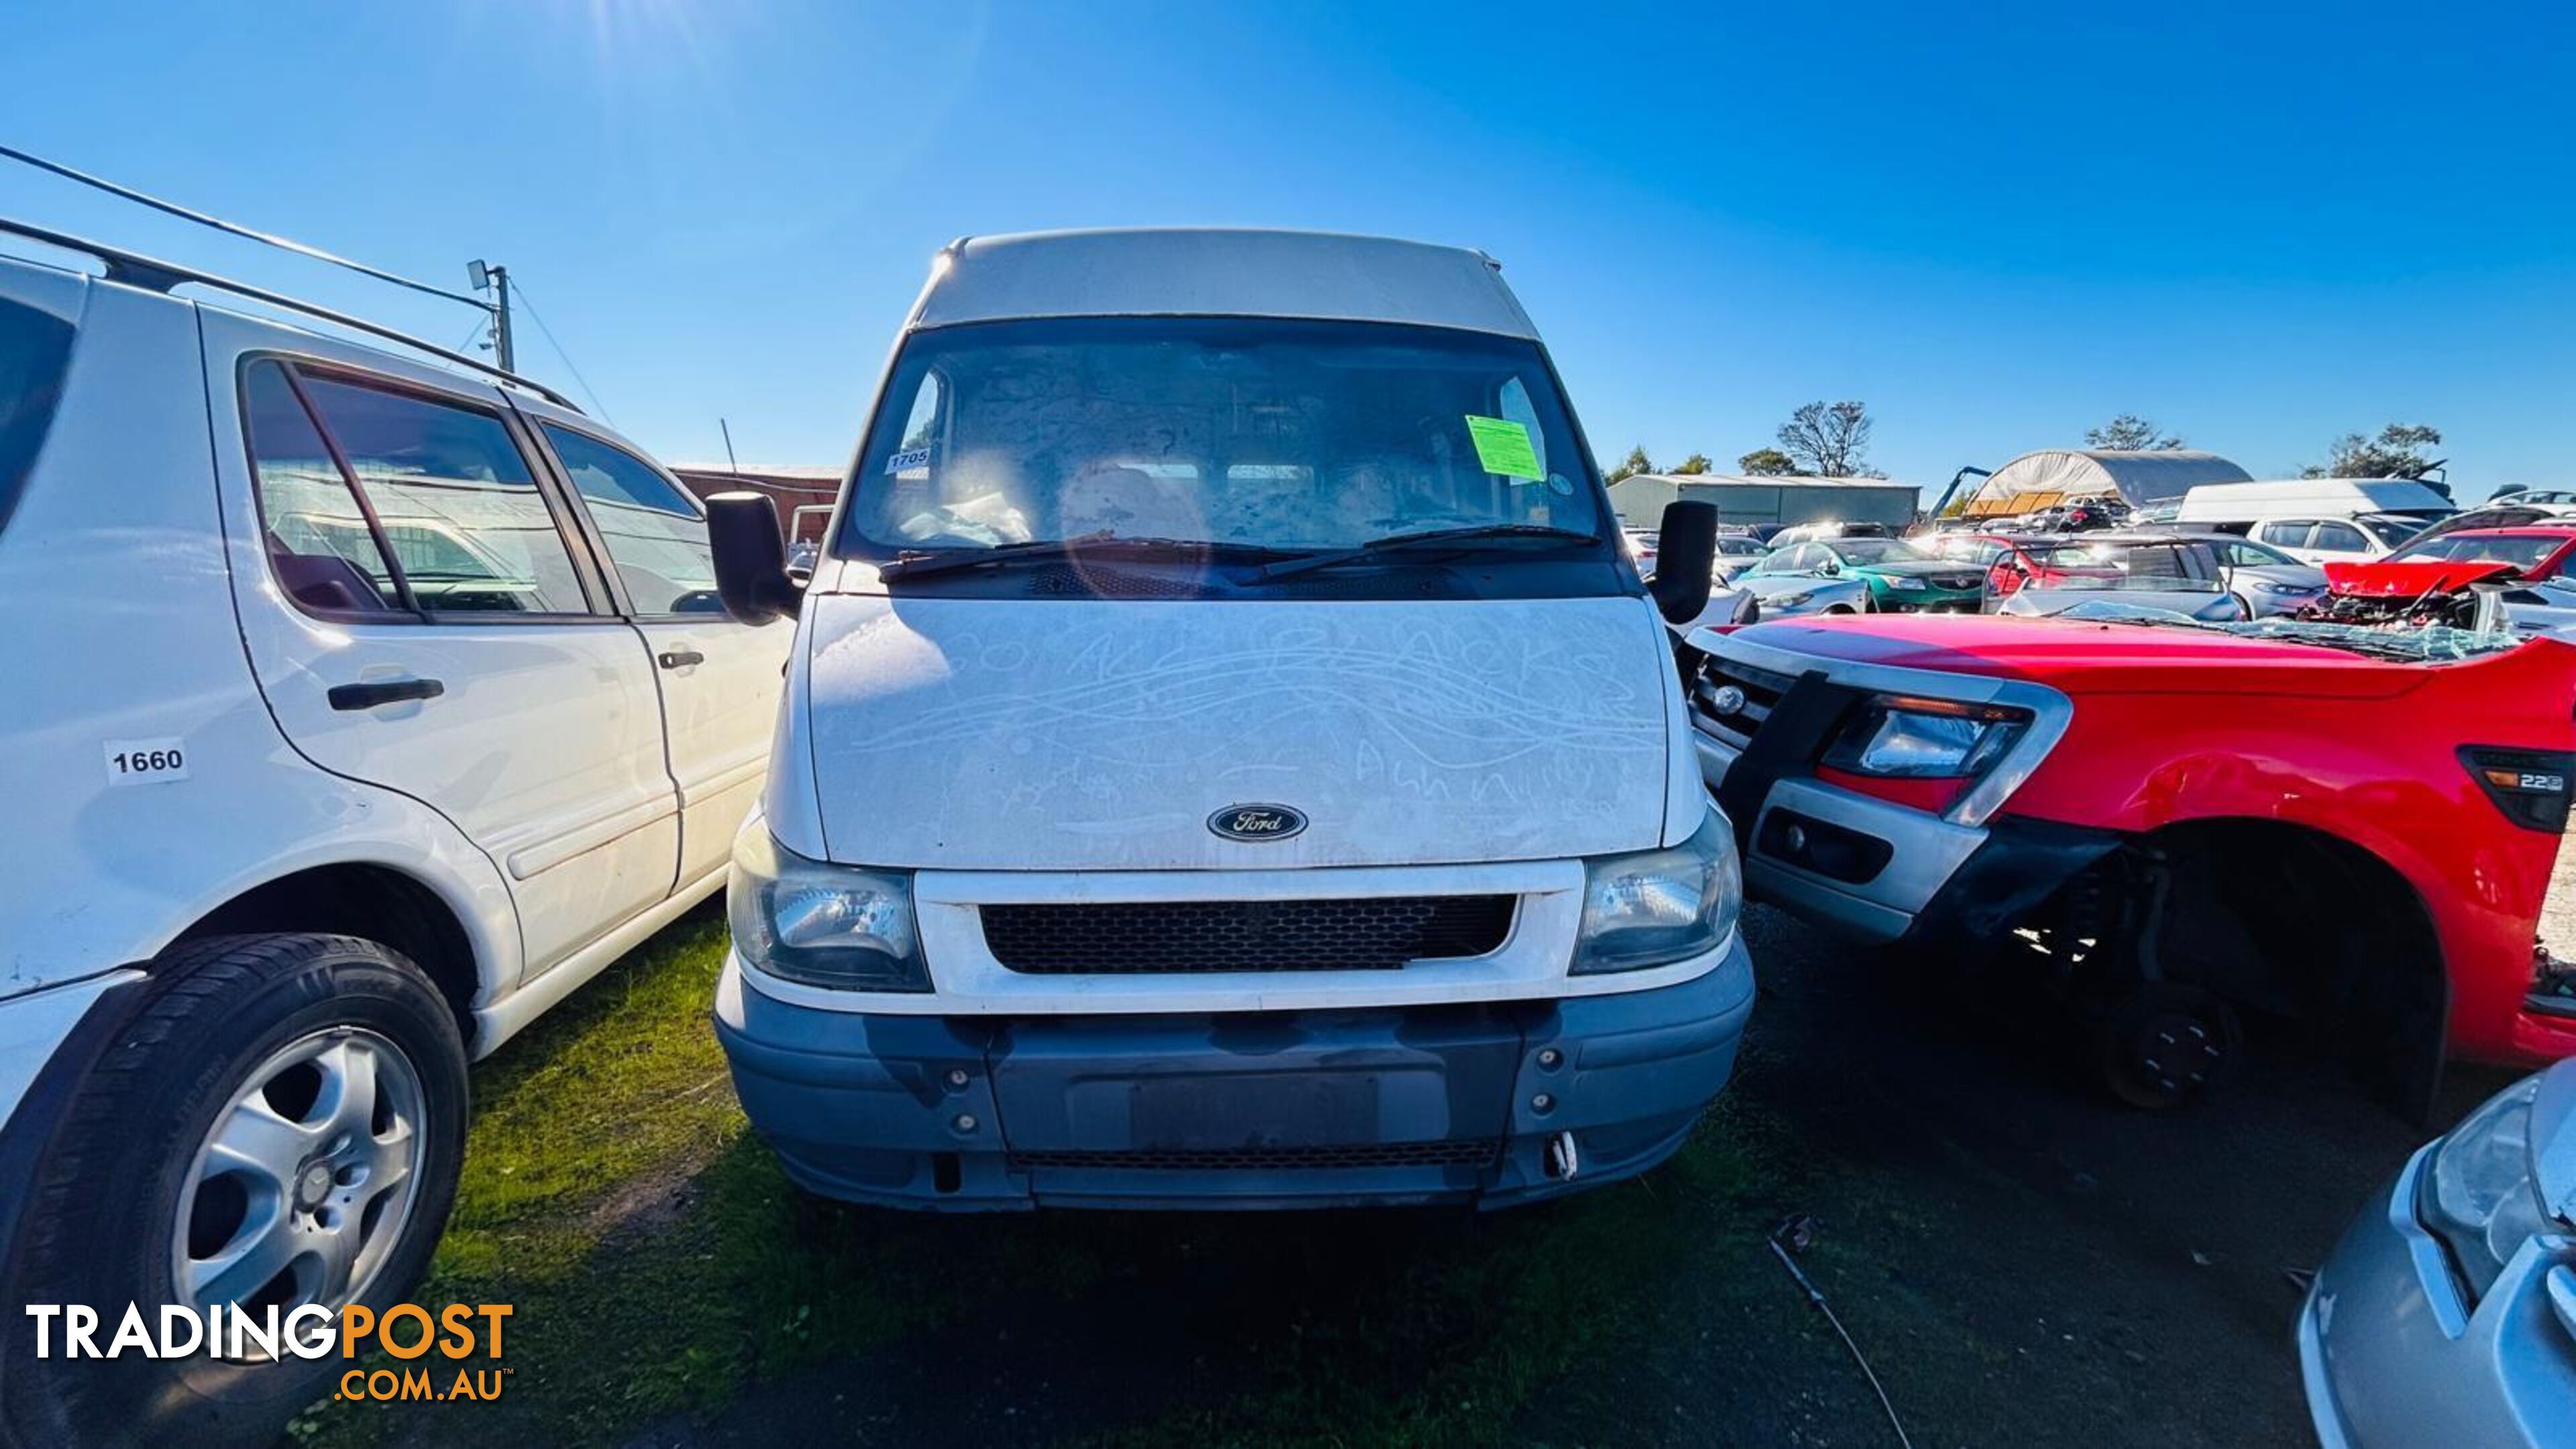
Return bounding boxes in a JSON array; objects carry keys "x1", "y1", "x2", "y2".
[
  {"x1": 0, "y1": 142, "x2": 490, "y2": 314},
  {"x1": 505, "y1": 279, "x2": 611, "y2": 425}
]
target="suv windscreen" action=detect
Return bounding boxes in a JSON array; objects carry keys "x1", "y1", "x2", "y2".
[
  {"x1": 0, "y1": 294, "x2": 78, "y2": 537},
  {"x1": 837, "y1": 317, "x2": 1616, "y2": 594}
]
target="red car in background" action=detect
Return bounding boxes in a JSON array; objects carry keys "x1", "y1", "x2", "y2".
[
  {"x1": 2315, "y1": 525, "x2": 2576, "y2": 627},
  {"x1": 1926, "y1": 532, "x2": 2123, "y2": 605}
]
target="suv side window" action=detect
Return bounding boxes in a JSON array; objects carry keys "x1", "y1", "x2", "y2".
[
  {"x1": 0, "y1": 294, "x2": 78, "y2": 537},
  {"x1": 2310, "y1": 521, "x2": 2368, "y2": 552},
  {"x1": 292, "y1": 372, "x2": 592, "y2": 616},
  {"x1": 543, "y1": 424, "x2": 720, "y2": 614},
  {"x1": 2255, "y1": 521, "x2": 2312, "y2": 549},
  {"x1": 244, "y1": 362, "x2": 408, "y2": 614}
]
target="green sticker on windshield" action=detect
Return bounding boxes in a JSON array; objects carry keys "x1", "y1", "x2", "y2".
[{"x1": 1464, "y1": 415, "x2": 1544, "y2": 480}]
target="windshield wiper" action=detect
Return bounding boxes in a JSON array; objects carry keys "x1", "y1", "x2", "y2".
[
  {"x1": 1255, "y1": 524, "x2": 1597, "y2": 580},
  {"x1": 877, "y1": 534, "x2": 1302, "y2": 582}
]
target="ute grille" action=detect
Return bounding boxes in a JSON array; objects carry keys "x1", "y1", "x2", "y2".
[
  {"x1": 1690, "y1": 657, "x2": 1799, "y2": 750},
  {"x1": 979, "y1": 896, "x2": 1516, "y2": 974}
]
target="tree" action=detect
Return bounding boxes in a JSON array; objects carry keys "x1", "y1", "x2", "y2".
[
  {"x1": 1671, "y1": 452, "x2": 1713, "y2": 475},
  {"x1": 1605, "y1": 445, "x2": 1656, "y2": 484},
  {"x1": 2304, "y1": 424, "x2": 2443, "y2": 479},
  {"x1": 2085, "y1": 414, "x2": 2184, "y2": 451},
  {"x1": 1776, "y1": 400, "x2": 1882, "y2": 478},
  {"x1": 1737, "y1": 447, "x2": 1799, "y2": 476}
]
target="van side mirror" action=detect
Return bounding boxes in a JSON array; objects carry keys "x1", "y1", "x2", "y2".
[
  {"x1": 707, "y1": 492, "x2": 802, "y2": 626},
  {"x1": 1649, "y1": 500, "x2": 1719, "y2": 625}
]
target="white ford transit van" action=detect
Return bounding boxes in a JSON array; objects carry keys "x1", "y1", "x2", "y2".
[{"x1": 705, "y1": 229, "x2": 1752, "y2": 1210}]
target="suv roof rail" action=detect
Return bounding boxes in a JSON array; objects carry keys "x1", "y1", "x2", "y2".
[{"x1": 0, "y1": 215, "x2": 580, "y2": 412}]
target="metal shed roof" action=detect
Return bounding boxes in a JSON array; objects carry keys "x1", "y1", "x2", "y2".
[{"x1": 910, "y1": 228, "x2": 1539, "y2": 339}]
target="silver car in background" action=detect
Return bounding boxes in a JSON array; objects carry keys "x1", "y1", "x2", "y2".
[
  {"x1": 2165, "y1": 531, "x2": 2328, "y2": 617},
  {"x1": 2300, "y1": 1059, "x2": 2576, "y2": 1447},
  {"x1": 1732, "y1": 545, "x2": 1872, "y2": 616},
  {"x1": 1994, "y1": 535, "x2": 2249, "y2": 623}
]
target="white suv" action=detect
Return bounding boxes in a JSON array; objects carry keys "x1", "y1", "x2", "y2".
[{"x1": 0, "y1": 225, "x2": 784, "y2": 1440}]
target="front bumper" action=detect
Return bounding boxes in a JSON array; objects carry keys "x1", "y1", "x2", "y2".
[
  {"x1": 1873, "y1": 591, "x2": 1981, "y2": 614},
  {"x1": 2298, "y1": 1143, "x2": 2576, "y2": 1448},
  {"x1": 712, "y1": 935, "x2": 1754, "y2": 1211}
]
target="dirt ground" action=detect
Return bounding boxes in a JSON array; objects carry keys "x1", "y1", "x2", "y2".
[{"x1": 613, "y1": 904, "x2": 2510, "y2": 1448}]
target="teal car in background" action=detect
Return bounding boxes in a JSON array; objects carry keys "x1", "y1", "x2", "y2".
[{"x1": 1754, "y1": 536, "x2": 1988, "y2": 612}]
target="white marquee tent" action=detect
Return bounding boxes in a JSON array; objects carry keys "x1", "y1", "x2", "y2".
[{"x1": 1951, "y1": 449, "x2": 2251, "y2": 518}]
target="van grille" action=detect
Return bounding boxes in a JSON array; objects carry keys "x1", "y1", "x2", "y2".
[
  {"x1": 1011, "y1": 1140, "x2": 1502, "y2": 1171},
  {"x1": 979, "y1": 896, "x2": 1516, "y2": 974}
]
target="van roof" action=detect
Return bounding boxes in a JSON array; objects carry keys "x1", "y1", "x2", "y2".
[
  {"x1": 2176, "y1": 477, "x2": 2453, "y2": 519},
  {"x1": 910, "y1": 228, "x2": 1540, "y2": 340}
]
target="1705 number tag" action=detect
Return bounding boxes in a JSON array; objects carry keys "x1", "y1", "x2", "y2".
[{"x1": 104, "y1": 738, "x2": 189, "y2": 786}]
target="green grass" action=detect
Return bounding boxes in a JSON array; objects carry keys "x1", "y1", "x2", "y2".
[{"x1": 293, "y1": 916, "x2": 1787, "y2": 1447}]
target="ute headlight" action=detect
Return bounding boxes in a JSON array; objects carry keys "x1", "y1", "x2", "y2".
[
  {"x1": 727, "y1": 825, "x2": 928, "y2": 991},
  {"x1": 1572, "y1": 811, "x2": 1741, "y2": 974},
  {"x1": 1888, "y1": 575, "x2": 1931, "y2": 590},
  {"x1": 1771, "y1": 589, "x2": 1818, "y2": 607},
  {"x1": 2418, "y1": 1075, "x2": 2553, "y2": 1303},
  {"x1": 1822, "y1": 694, "x2": 2031, "y2": 780}
]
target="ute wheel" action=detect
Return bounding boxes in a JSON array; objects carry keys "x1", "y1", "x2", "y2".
[
  {"x1": 2, "y1": 934, "x2": 468, "y2": 1446},
  {"x1": 2090, "y1": 982, "x2": 2240, "y2": 1109},
  {"x1": 1823, "y1": 604, "x2": 1858, "y2": 615}
]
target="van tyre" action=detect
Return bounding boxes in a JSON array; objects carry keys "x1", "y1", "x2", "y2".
[{"x1": 1, "y1": 934, "x2": 468, "y2": 1447}]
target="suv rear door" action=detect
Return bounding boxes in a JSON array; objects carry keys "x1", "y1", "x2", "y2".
[
  {"x1": 521, "y1": 413, "x2": 790, "y2": 889},
  {"x1": 201, "y1": 316, "x2": 680, "y2": 981}
]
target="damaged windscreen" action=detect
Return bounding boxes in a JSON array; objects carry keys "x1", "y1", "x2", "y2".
[
  {"x1": 836, "y1": 317, "x2": 1610, "y2": 570},
  {"x1": 2048, "y1": 599, "x2": 2526, "y2": 661}
]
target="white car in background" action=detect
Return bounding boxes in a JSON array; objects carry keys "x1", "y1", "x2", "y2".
[{"x1": 0, "y1": 223, "x2": 786, "y2": 1442}]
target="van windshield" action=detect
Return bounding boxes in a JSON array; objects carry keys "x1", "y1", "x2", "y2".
[{"x1": 839, "y1": 317, "x2": 1606, "y2": 561}]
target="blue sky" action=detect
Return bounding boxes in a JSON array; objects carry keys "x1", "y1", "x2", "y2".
[{"x1": 5, "y1": 1, "x2": 2571, "y2": 498}]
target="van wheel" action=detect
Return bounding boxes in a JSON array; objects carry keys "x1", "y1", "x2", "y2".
[{"x1": 3, "y1": 934, "x2": 467, "y2": 1446}]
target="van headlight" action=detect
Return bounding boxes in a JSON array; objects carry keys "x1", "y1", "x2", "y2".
[
  {"x1": 1821, "y1": 694, "x2": 2031, "y2": 780},
  {"x1": 727, "y1": 827, "x2": 929, "y2": 991},
  {"x1": 1572, "y1": 812, "x2": 1741, "y2": 974},
  {"x1": 2417, "y1": 1075, "x2": 2552, "y2": 1303}
]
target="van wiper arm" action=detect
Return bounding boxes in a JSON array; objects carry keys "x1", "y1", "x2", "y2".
[
  {"x1": 1255, "y1": 524, "x2": 1598, "y2": 580},
  {"x1": 877, "y1": 534, "x2": 1301, "y2": 582}
]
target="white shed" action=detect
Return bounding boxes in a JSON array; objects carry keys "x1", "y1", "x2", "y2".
[{"x1": 1952, "y1": 449, "x2": 2251, "y2": 519}]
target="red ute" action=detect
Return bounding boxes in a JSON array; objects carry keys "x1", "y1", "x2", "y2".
[{"x1": 1683, "y1": 610, "x2": 2576, "y2": 1111}]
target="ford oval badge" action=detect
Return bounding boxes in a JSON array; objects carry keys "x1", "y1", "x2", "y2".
[{"x1": 1208, "y1": 804, "x2": 1307, "y2": 843}]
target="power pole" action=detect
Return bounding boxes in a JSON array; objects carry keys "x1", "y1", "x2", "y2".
[
  {"x1": 467, "y1": 259, "x2": 515, "y2": 373},
  {"x1": 488, "y1": 264, "x2": 515, "y2": 373}
]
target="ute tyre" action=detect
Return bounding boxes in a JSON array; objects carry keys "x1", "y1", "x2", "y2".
[
  {"x1": 2091, "y1": 982, "x2": 2240, "y2": 1109},
  {"x1": 1, "y1": 934, "x2": 468, "y2": 1448}
]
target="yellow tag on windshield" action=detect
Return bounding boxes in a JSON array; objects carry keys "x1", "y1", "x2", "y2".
[{"x1": 1464, "y1": 415, "x2": 1544, "y2": 480}]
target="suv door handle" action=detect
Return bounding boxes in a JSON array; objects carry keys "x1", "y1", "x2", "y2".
[
  {"x1": 327, "y1": 678, "x2": 445, "y2": 710},
  {"x1": 657, "y1": 648, "x2": 705, "y2": 669}
]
